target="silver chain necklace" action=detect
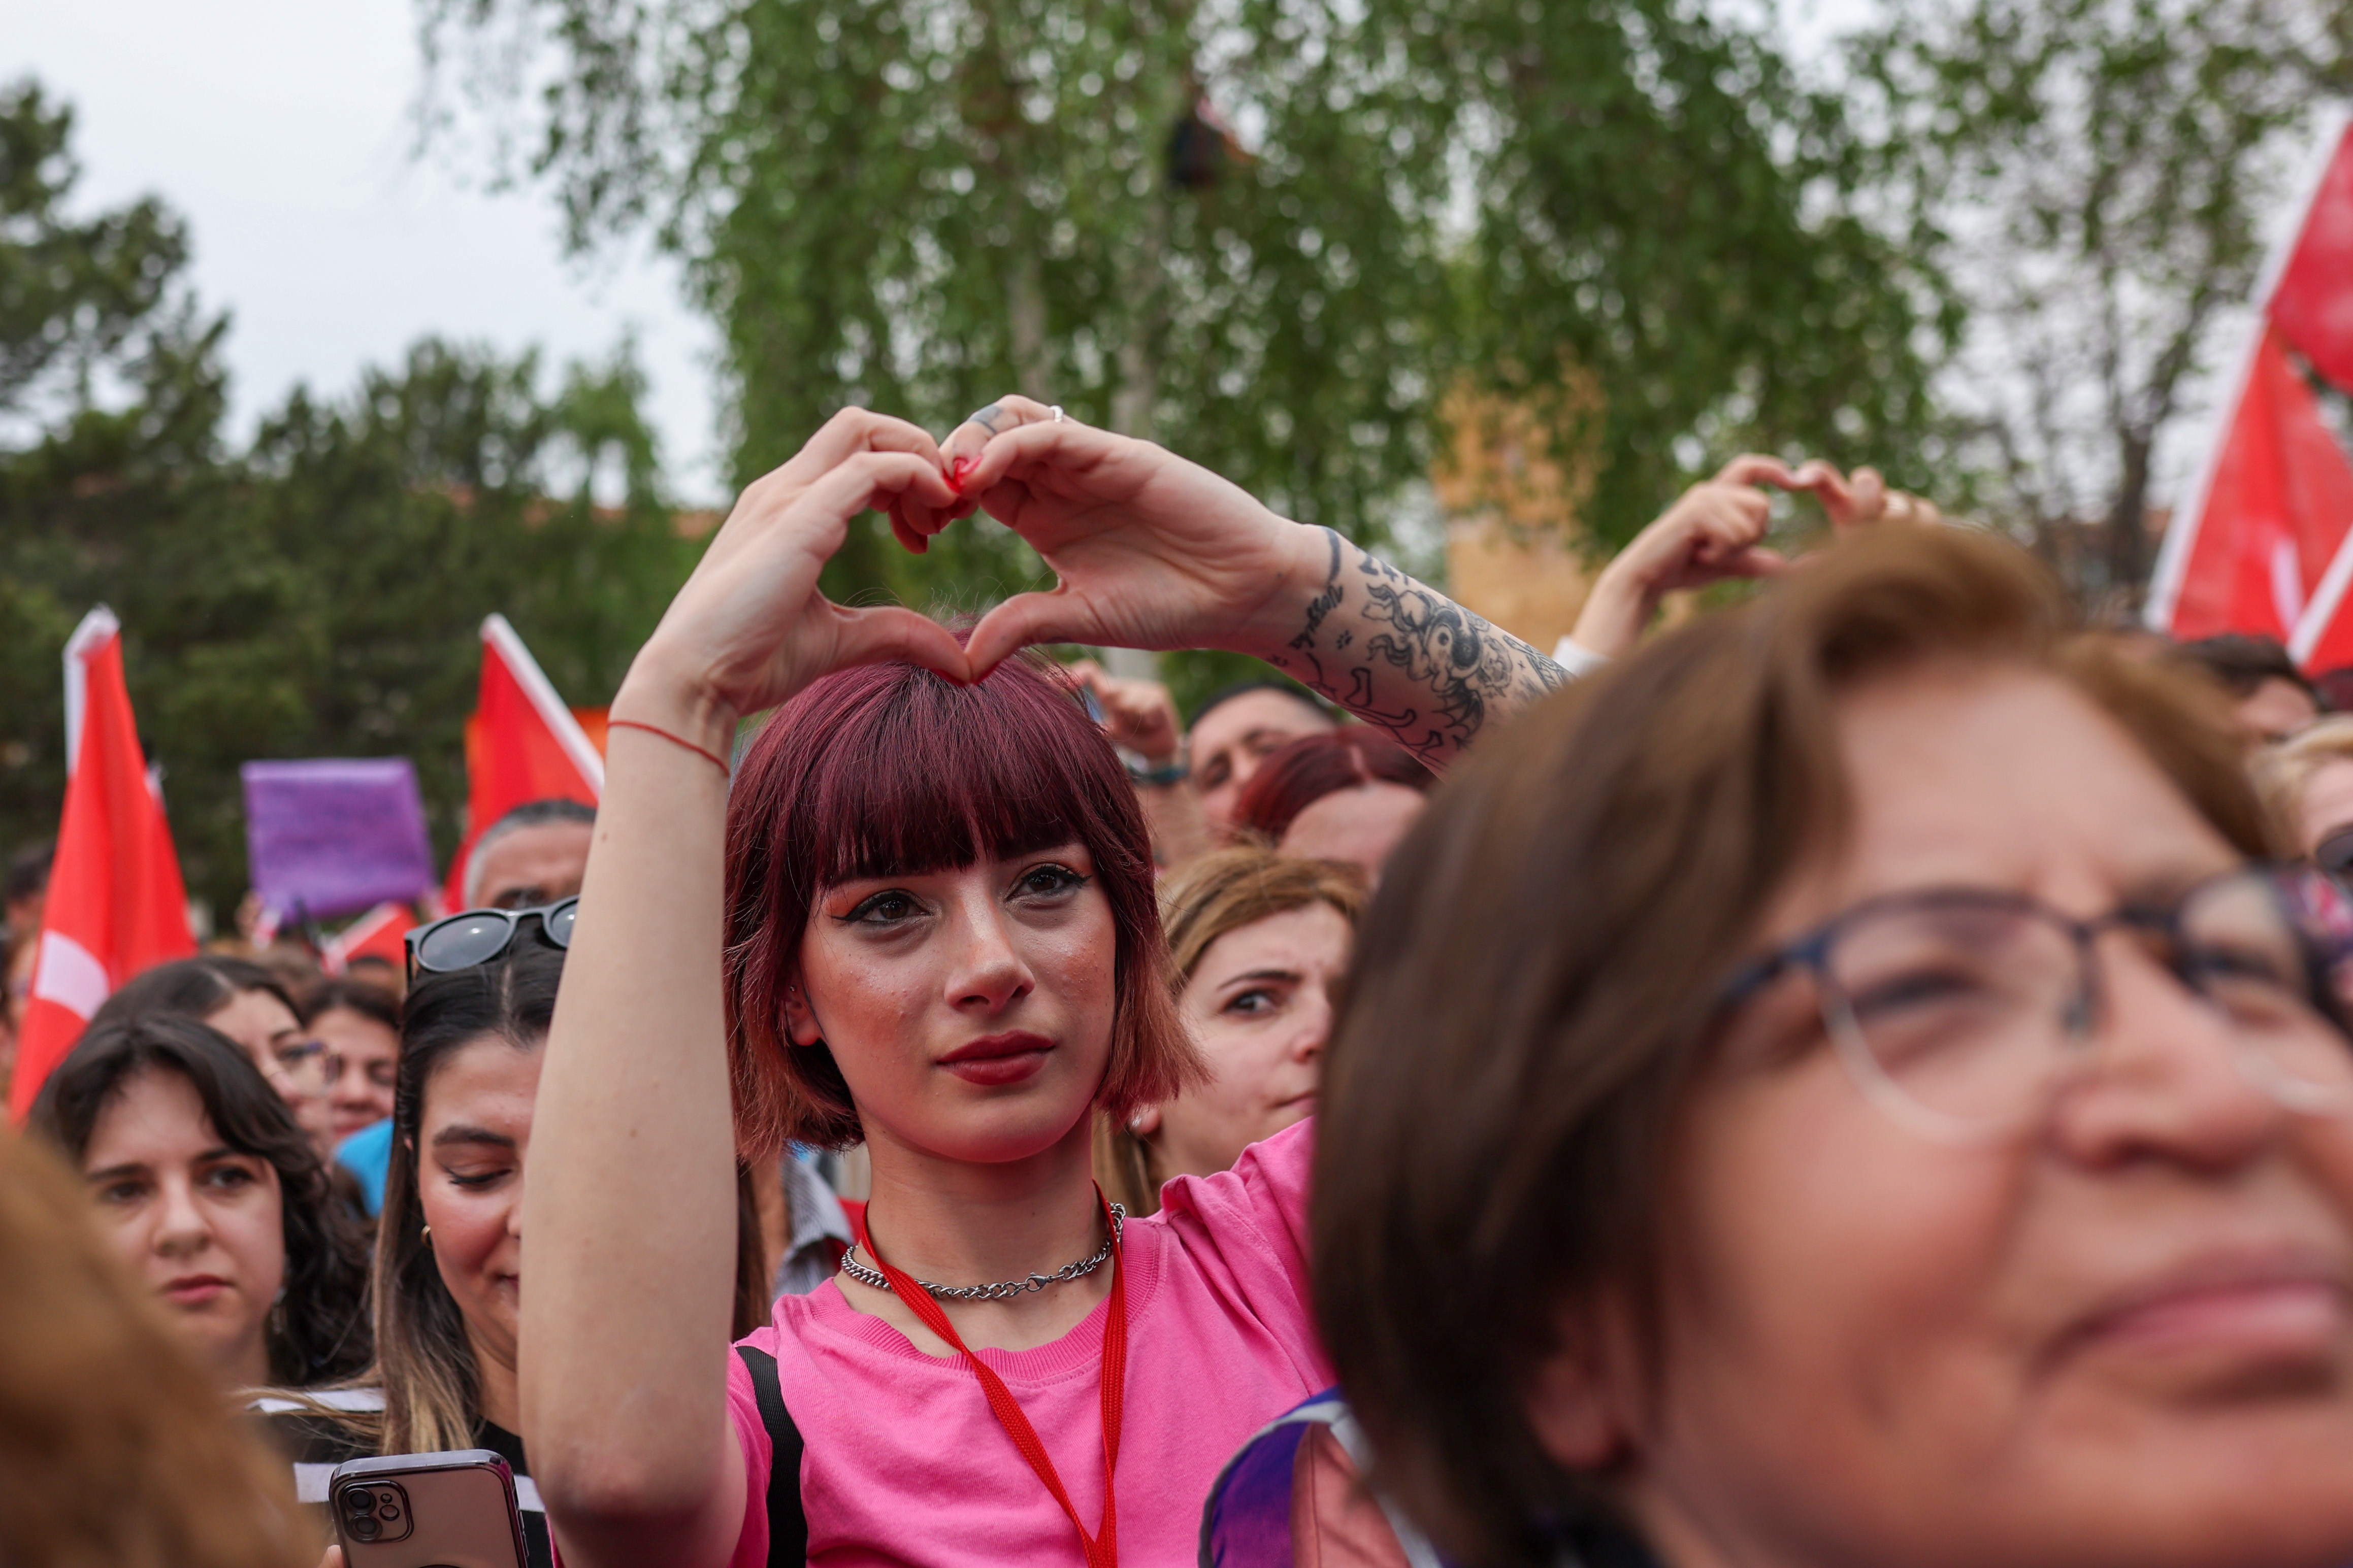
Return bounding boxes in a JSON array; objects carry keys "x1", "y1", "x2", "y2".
[{"x1": 839, "y1": 1204, "x2": 1126, "y2": 1303}]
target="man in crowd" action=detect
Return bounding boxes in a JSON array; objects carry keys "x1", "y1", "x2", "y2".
[
  {"x1": 1071, "y1": 665, "x2": 1338, "y2": 869},
  {"x1": 465, "y1": 798, "x2": 596, "y2": 910}
]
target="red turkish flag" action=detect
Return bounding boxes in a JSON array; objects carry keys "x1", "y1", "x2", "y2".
[
  {"x1": 2269, "y1": 122, "x2": 2353, "y2": 391},
  {"x1": 440, "y1": 616, "x2": 603, "y2": 909},
  {"x1": 321, "y1": 901, "x2": 415, "y2": 975},
  {"x1": 2159, "y1": 328, "x2": 2353, "y2": 646},
  {"x1": 2148, "y1": 116, "x2": 2353, "y2": 651},
  {"x1": 10, "y1": 610, "x2": 195, "y2": 1120}
]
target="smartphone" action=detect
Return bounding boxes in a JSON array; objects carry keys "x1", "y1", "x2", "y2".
[{"x1": 330, "y1": 1450, "x2": 529, "y2": 1568}]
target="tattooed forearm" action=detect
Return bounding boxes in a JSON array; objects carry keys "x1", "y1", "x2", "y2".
[{"x1": 1268, "y1": 527, "x2": 1567, "y2": 766}]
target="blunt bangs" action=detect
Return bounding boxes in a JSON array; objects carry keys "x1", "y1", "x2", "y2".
[
  {"x1": 724, "y1": 652, "x2": 1201, "y2": 1155},
  {"x1": 806, "y1": 663, "x2": 1132, "y2": 891}
]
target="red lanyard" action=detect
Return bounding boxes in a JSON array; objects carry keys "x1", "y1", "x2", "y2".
[{"x1": 855, "y1": 1188, "x2": 1128, "y2": 1568}]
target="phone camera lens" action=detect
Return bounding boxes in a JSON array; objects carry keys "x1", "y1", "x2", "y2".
[
  {"x1": 349, "y1": 1515, "x2": 382, "y2": 1543},
  {"x1": 343, "y1": 1488, "x2": 376, "y2": 1516}
]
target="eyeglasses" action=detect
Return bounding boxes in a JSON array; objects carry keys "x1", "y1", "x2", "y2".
[
  {"x1": 272, "y1": 1038, "x2": 337, "y2": 1095},
  {"x1": 2316, "y1": 827, "x2": 2353, "y2": 880},
  {"x1": 1719, "y1": 864, "x2": 2353, "y2": 1142},
  {"x1": 405, "y1": 898, "x2": 577, "y2": 981}
]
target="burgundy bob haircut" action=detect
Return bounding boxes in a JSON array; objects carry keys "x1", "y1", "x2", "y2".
[
  {"x1": 1232, "y1": 728, "x2": 1435, "y2": 844},
  {"x1": 723, "y1": 651, "x2": 1201, "y2": 1155}
]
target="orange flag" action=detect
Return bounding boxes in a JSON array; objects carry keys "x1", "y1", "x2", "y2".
[
  {"x1": 440, "y1": 616, "x2": 604, "y2": 909},
  {"x1": 11, "y1": 609, "x2": 195, "y2": 1120}
]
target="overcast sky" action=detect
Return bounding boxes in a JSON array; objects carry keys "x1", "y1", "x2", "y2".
[{"x1": 2, "y1": 0, "x2": 730, "y2": 501}]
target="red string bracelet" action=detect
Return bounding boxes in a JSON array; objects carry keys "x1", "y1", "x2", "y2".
[{"x1": 608, "y1": 718, "x2": 731, "y2": 777}]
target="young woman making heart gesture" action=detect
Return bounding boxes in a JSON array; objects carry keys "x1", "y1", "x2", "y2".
[{"x1": 518, "y1": 405, "x2": 1567, "y2": 1567}]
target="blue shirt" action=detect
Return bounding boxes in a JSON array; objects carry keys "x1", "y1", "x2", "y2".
[{"x1": 336, "y1": 1117, "x2": 394, "y2": 1215}]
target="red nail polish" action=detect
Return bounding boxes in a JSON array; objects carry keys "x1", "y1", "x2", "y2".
[{"x1": 951, "y1": 455, "x2": 977, "y2": 489}]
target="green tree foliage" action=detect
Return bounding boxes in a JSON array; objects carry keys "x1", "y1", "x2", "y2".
[
  {"x1": 1849, "y1": 0, "x2": 2347, "y2": 607},
  {"x1": 422, "y1": 0, "x2": 1942, "y2": 596},
  {"x1": 0, "y1": 80, "x2": 201, "y2": 430},
  {"x1": 0, "y1": 78, "x2": 711, "y2": 918},
  {"x1": 0, "y1": 115, "x2": 698, "y2": 913}
]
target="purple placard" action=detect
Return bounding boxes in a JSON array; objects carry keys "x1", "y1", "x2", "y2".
[{"x1": 242, "y1": 758, "x2": 437, "y2": 919}]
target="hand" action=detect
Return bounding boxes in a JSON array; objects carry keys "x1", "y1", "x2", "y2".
[
  {"x1": 928, "y1": 397, "x2": 1322, "y2": 676},
  {"x1": 317, "y1": 1548, "x2": 343, "y2": 1568},
  {"x1": 1571, "y1": 455, "x2": 1800, "y2": 658},
  {"x1": 1066, "y1": 659, "x2": 1182, "y2": 763},
  {"x1": 617, "y1": 409, "x2": 968, "y2": 747},
  {"x1": 1804, "y1": 464, "x2": 1945, "y2": 532}
]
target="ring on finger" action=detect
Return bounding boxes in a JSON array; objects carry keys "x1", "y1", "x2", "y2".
[{"x1": 1050, "y1": 405, "x2": 1065, "y2": 423}]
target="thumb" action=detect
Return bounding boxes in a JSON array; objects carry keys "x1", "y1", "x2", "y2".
[
  {"x1": 830, "y1": 605, "x2": 974, "y2": 684},
  {"x1": 968, "y1": 589, "x2": 1091, "y2": 678}
]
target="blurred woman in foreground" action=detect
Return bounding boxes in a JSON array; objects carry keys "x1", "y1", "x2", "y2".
[
  {"x1": 1310, "y1": 526, "x2": 2353, "y2": 1568},
  {"x1": 1099, "y1": 848, "x2": 1364, "y2": 1216}
]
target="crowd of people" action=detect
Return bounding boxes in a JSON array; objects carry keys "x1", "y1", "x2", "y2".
[{"x1": 4, "y1": 397, "x2": 2353, "y2": 1568}]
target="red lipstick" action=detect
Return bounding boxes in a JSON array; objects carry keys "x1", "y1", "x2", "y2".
[{"x1": 938, "y1": 1031, "x2": 1054, "y2": 1086}]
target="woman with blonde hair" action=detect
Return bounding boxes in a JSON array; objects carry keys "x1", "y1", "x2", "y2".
[
  {"x1": 1099, "y1": 847, "x2": 1367, "y2": 1216},
  {"x1": 2254, "y1": 714, "x2": 2353, "y2": 864}
]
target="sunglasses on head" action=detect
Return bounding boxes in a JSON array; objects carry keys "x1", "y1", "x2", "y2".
[{"x1": 405, "y1": 897, "x2": 577, "y2": 981}]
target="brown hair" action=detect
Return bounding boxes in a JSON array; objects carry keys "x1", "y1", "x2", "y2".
[
  {"x1": 723, "y1": 651, "x2": 1200, "y2": 1157},
  {"x1": 1096, "y1": 847, "x2": 1368, "y2": 1216},
  {"x1": 0, "y1": 1129, "x2": 309, "y2": 1568},
  {"x1": 1311, "y1": 525, "x2": 2272, "y2": 1566},
  {"x1": 299, "y1": 975, "x2": 401, "y2": 1035}
]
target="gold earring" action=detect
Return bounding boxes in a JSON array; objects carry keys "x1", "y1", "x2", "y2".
[{"x1": 421, "y1": 1225, "x2": 432, "y2": 1244}]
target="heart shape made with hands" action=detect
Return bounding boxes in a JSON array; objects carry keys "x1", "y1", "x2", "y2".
[{"x1": 850, "y1": 394, "x2": 1299, "y2": 684}]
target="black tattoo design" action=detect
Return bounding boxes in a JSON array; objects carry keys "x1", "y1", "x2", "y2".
[
  {"x1": 966, "y1": 403, "x2": 1004, "y2": 435},
  {"x1": 1284, "y1": 527, "x2": 1566, "y2": 762},
  {"x1": 1284, "y1": 528, "x2": 1347, "y2": 690}
]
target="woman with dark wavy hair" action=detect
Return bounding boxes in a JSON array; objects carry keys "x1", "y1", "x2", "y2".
[{"x1": 30, "y1": 1014, "x2": 372, "y2": 1391}]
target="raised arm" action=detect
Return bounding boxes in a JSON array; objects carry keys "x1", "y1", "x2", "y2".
[
  {"x1": 940, "y1": 398, "x2": 1564, "y2": 769},
  {"x1": 520, "y1": 412, "x2": 966, "y2": 1568}
]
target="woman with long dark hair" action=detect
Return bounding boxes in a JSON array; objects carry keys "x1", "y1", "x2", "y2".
[{"x1": 30, "y1": 1014, "x2": 372, "y2": 1391}]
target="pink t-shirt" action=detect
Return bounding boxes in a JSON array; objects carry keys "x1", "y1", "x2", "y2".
[{"x1": 724, "y1": 1118, "x2": 1328, "y2": 1566}]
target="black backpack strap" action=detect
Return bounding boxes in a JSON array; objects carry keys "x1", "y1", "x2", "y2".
[{"x1": 734, "y1": 1345, "x2": 808, "y2": 1568}]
